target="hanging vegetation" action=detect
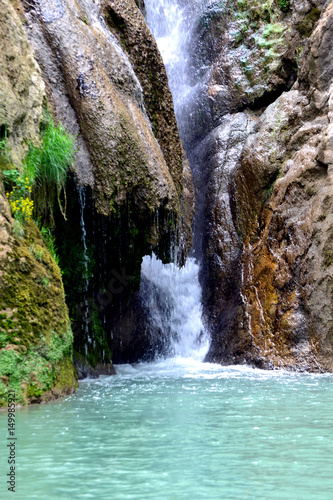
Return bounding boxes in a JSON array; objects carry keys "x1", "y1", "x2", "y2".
[{"x1": 24, "y1": 111, "x2": 76, "y2": 224}]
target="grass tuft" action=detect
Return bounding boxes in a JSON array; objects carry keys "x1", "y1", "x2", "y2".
[{"x1": 24, "y1": 111, "x2": 76, "y2": 223}]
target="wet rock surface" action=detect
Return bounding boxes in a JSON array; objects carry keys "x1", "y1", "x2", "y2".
[
  {"x1": 199, "y1": 0, "x2": 333, "y2": 371},
  {"x1": 2, "y1": 0, "x2": 333, "y2": 378},
  {"x1": 0, "y1": 0, "x2": 76, "y2": 405},
  {"x1": 1, "y1": 0, "x2": 194, "y2": 385},
  {"x1": 22, "y1": 0, "x2": 194, "y2": 366}
]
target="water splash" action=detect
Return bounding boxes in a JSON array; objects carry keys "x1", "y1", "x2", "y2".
[{"x1": 141, "y1": 254, "x2": 210, "y2": 360}]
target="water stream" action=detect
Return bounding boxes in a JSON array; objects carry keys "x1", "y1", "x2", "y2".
[
  {"x1": 140, "y1": 255, "x2": 209, "y2": 360},
  {"x1": 78, "y1": 186, "x2": 91, "y2": 352},
  {"x1": 139, "y1": 0, "x2": 211, "y2": 361}
]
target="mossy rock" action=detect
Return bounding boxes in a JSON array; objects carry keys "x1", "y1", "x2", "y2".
[
  {"x1": 0, "y1": 210, "x2": 76, "y2": 406},
  {"x1": 0, "y1": 0, "x2": 44, "y2": 169},
  {"x1": 297, "y1": 9, "x2": 321, "y2": 38}
]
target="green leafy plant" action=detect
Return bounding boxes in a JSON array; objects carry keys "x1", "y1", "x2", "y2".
[
  {"x1": 39, "y1": 225, "x2": 60, "y2": 266},
  {"x1": 0, "y1": 130, "x2": 9, "y2": 168},
  {"x1": 255, "y1": 22, "x2": 285, "y2": 49},
  {"x1": 25, "y1": 111, "x2": 76, "y2": 223},
  {"x1": 279, "y1": 0, "x2": 290, "y2": 13},
  {"x1": 3, "y1": 170, "x2": 34, "y2": 221}
]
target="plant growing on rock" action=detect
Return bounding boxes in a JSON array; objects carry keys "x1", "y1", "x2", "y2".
[
  {"x1": 279, "y1": 0, "x2": 290, "y2": 13},
  {"x1": 3, "y1": 170, "x2": 34, "y2": 221},
  {"x1": 0, "y1": 129, "x2": 9, "y2": 168},
  {"x1": 2, "y1": 112, "x2": 76, "y2": 227},
  {"x1": 39, "y1": 225, "x2": 60, "y2": 266},
  {"x1": 25, "y1": 111, "x2": 76, "y2": 223}
]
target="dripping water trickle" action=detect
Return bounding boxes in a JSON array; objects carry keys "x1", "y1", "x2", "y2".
[{"x1": 78, "y1": 185, "x2": 91, "y2": 353}]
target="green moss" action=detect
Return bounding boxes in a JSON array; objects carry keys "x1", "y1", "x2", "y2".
[
  {"x1": 87, "y1": 306, "x2": 112, "y2": 367},
  {"x1": 11, "y1": 219, "x2": 25, "y2": 239},
  {"x1": 0, "y1": 327, "x2": 74, "y2": 405},
  {"x1": 232, "y1": 0, "x2": 273, "y2": 23},
  {"x1": 297, "y1": 8, "x2": 321, "y2": 37},
  {"x1": 0, "y1": 220, "x2": 75, "y2": 406},
  {"x1": 255, "y1": 22, "x2": 285, "y2": 51},
  {"x1": 262, "y1": 23, "x2": 285, "y2": 38},
  {"x1": 30, "y1": 243, "x2": 44, "y2": 262}
]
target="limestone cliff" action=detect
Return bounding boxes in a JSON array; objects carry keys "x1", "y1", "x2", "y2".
[
  {"x1": 233, "y1": 0, "x2": 333, "y2": 371},
  {"x1": 0, "y1": 0, "x2": 194, "y2": 385},
  {"x1": 0, "y1": 0, "x2": 76, "y2": 405},
  {"x1": 184, "y1": 0, "x2": 333, "y2": 371}
]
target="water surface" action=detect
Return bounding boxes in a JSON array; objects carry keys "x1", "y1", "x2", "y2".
[{"x1": 1, "y1": 358, "x2": 332, "y2": 499}]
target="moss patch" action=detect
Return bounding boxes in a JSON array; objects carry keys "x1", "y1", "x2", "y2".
[
  {"x1": 297, "y1": 8, "x2": 321, "y2": 38},
  {"x1": 0, "y1": 328, "x2": 75, "y2": 405},
  {"x1": 0, "y1": 219, "x2": 76, "y2": 406}
]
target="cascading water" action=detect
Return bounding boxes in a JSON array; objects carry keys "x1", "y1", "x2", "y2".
[
  {"x1": 144, "y1": 0, "x2": 208, "y2": 119},
  {"x1": 141, "y1": 0, "x2": 211, "y2": 361},
  {"x1": 141, "y1": 254, "x2": 209, "y2": 360}
]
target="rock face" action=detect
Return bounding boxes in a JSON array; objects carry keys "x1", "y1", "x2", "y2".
[
  {"x1": 0, "y1": 0, "x2": 44, "y2": 168},
  {"x1": 24, "y1": 0, "x2": 188, "y2": 223},
  {"x1": 3, "y1": 0, "x2": 332, "y2": 380},
  {"x1": 0, "y1": 0, "x2": 77, "y2": 405},
  {"x1": 0, "y1": 0, "x2": 194, "y2": 375},
  {"x1": 182, "y1": 0, "x2": 333, "y2": 371},
  {"x1": 0, "y1": 203, "x2": 77, "y2": 405},
  {"x1": 232, "y1": 1, "x2": 333, "y2": 371},
  {"x1": 182, "y1": 0, "x2": 320, "y2": 148}
]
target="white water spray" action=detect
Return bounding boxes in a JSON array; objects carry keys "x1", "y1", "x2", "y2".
[
  {"x1": 145, "y1": 0, "x2": 207, "y2": 119},
  {"x1": 141, "y1": 0, "x2": 211, "y2": 361},
  {"x1": 141, "y1": 255, "x2": 210, "y2": 360}
]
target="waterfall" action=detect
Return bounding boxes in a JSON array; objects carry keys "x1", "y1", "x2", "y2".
[
  {"x1": 145, "y1": 0, "x2": 207, "y2": 131},
  {"x1": 141, "y1": 255, "x2": 209, "y2": 360},
  {"x1": 140, "y1": 0, "x2": 210, "y2": 361}
]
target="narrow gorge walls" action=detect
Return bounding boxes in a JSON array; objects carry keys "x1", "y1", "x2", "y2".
[
  {"x1": 22, "y1": 0, "x2": 194, "y2": 367},
  {"x1": 1, "y1": 0, "x2": 333, "y2": 406},
  {"x1": 145, "y1": 0, "x2": 333, "y2": 371},
  {"x1": 233, "y1": 1, "x2": 333, "y2": 371}
]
